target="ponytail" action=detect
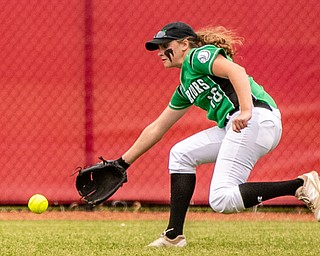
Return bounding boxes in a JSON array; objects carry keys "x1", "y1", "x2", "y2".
[{"x1": 190, "y1": 26, "x2": 243, "y2": 59}]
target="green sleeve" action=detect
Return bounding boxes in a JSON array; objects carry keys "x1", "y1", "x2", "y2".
[
  {"x1": 168, "y1": 85, "x2": 192, "y2": 110},
  {"x1": 191, "y1": 45, "x2": 227, "y2": 75}
]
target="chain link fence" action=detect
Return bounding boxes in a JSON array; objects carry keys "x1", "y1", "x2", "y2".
[{"x1": 0, "y1": 0, "x2": 319, "y2": 205}]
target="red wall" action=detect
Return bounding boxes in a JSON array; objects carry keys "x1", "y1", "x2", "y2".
[{"x1": 0, "y1": 0, "x2": 319, "y2": 205}]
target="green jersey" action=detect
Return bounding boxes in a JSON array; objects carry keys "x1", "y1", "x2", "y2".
[{"x1": 169, "y1": 45, "x2": 277, "y2": 128}]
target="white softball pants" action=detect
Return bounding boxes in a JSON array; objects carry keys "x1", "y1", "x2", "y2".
[{"x1": 168, "y1": 107, "x2": 282, "y2": 213}]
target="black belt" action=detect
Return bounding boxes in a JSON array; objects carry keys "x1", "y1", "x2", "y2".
[
  {"x1": 225, "y1": 100, "x2": 272, "y2": 125},
  {"x1": 253, "y1": 100, "x2": 272, "y2": 111}
]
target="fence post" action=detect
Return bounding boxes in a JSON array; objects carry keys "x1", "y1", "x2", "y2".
[{"x1": 84, "y1": 0, "x2": 94, "y2": 165}]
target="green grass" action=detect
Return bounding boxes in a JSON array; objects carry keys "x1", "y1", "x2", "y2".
[{"x1": 0, "y1": 218, "x2": 318, "y2": 256}]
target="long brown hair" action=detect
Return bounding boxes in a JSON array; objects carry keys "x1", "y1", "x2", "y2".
[{"x1": 188, "y1": 26, "x2": 243, "y2": 59}]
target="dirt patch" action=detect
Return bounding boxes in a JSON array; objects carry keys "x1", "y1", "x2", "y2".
[{"x1": 0, "y1": 210, "x2": 314, "y2": 222}]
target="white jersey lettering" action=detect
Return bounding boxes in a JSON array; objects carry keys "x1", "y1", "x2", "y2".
[{"x1": 185, "y1": 79, "x2": 210, "y2": 103}]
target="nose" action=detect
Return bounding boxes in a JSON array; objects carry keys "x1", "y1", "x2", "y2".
[{"x1": 157, "y1": 49, "x2": 164, "y2": 57}]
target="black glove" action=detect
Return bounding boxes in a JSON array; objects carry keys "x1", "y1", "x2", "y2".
[{"x1": 75, "y1": 156, "x2": 129, "y2": 206}]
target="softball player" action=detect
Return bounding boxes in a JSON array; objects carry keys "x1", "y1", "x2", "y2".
[{"x1": 120, "y1": 22, "x2": 320, "y2": 247}]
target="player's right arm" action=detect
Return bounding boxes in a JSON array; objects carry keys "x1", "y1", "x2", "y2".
[{"x1": 122, "y1": 106, "x2": 190, "y2": 164}]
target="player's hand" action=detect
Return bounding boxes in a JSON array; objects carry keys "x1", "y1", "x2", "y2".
[{"x1": 232, "y1": 110, "x2": 252, "y2": 133}]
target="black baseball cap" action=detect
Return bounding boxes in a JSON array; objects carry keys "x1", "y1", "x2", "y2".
[{"x1": 145, "y1": 22, "x2": 197, "y2": 51}]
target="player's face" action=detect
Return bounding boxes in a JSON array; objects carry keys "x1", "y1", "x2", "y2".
[{"x1": 157, "y1": 40, "x2": 188, "y2": 68}]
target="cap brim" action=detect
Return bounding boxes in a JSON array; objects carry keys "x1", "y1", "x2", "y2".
[{"x1": 145, "y1": 38, "x2": 174, "y2": 51}]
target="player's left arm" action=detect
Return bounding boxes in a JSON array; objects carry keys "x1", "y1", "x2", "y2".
[
  {"x1": 122, "y1": 106, "x2": 190, "y2": 164},
  {"x1": 212, "y1": 54, "x2": 252, "y2": 132}
]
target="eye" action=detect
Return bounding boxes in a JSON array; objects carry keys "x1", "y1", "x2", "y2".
[{"x1": 159, "y1": 43, "x2": 169, "y2": 50}]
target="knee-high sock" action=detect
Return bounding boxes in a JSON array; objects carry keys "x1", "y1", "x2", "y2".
[
  {"x1": 239, "y1": 179, "x2": 303, "y2": 208},
  {"x1": 166, "y1": 173, "x2": 196, "y2": 239}
]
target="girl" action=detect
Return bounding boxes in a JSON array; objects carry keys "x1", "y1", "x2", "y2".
[{"x1": 118, "y1": 22, "x2": 319, "y2": 247}]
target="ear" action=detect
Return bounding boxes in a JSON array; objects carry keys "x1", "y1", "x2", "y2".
[{"x1": 181, "y1": 38, "x2": 190, "y2": 51}]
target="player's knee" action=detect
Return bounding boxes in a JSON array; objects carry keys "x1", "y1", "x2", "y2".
[
  {"x1": 209, "y1": 189, "x2": 241, "y2": 214},
  {"x1": 169, "y1": 142, "x2": 187, "y2": 162},
  {"x1": 209, "y1": 194, "x2": 232, "y2": 213},
  {"x1": 168, "y1": 143, "x2": 196, "y2": 174}
]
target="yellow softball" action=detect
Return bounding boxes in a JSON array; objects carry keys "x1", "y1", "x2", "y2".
[{"x1": 28, "y1": 194, "x2": 49, "y2": 214}]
